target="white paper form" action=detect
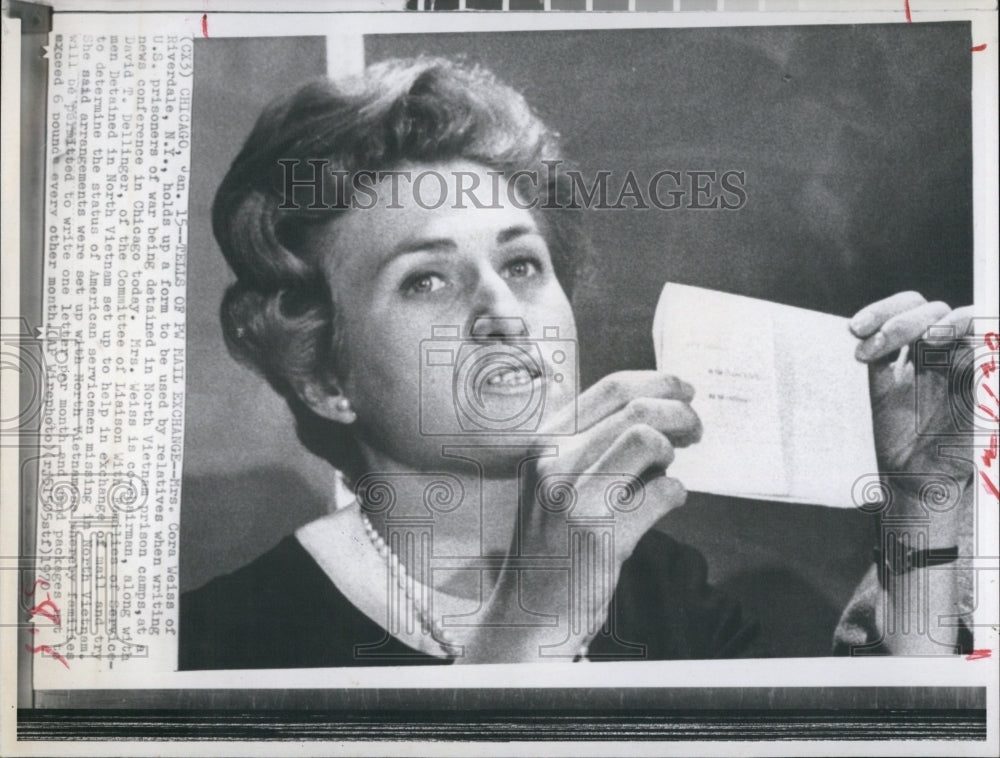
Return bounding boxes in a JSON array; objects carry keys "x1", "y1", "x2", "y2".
[{"x1": 653, "y1": 283, "x2": 879, "y2": 507}]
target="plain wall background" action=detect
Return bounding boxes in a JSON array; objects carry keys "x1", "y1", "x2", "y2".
[
  {"x1": 182, "y1": 36, "x2": 336, "y2": 597},
  {"x1": 182, "y1": 25, "x2": 972, "y2": 657}
]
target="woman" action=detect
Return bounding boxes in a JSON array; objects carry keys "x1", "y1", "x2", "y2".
[{"x1": 180, "y1": 57, "x2": 973, "y2": 669}]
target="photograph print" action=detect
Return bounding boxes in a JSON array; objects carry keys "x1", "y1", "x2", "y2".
[{"x1": 177, "y1": 23, "x2": 978, "y2": 671}]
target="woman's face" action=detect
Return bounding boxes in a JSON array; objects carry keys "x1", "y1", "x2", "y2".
[{"x1": 310, "y1": 160, "x2": 578, "y2": 474}]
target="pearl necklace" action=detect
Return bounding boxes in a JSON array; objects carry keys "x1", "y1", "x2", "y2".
[
  {"x1": 360, "y1": 510, "x2": 460, "y2": 660},
  {"x1": 359, "y1": 510, "x2": 590, "y2": 663}
]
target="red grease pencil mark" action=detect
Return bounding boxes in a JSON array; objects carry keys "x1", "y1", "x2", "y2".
[
  {"x1": 23, "y1": 578, "x2": 50, "y2": 596},
  {"x1": 966, "y1": 649, "x2": 992, "y2": 661},
  {"x1": 981, "y1": 470, "x2": 999, "y2": 499},
  {"x1": 971, "y1": 44, "x2": 987, "y2": 52},
  {"x1": 984, "y1": 436, "x2": 998, "y2": 469},
  {"x1": 903, "y1": 0, "x2": 911, "y2": 23},
  {"x1": 981, "y1": 385, "x2": 999, "y2": 422},
  {"x1": 27, "y1": 593, "x2": 61, "y2": 627},
  {"x1": 201, "y1": 14, "x2": 209, "y2": 38},
  {"x1": 25, "y1": 644, "x2": 70, "y2": 669}
]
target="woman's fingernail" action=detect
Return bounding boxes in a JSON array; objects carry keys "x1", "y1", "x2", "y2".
[
  {"x1": 922, "y1": 327, "x2": 951, "y2": 343},
  {"x1": 856, "y1": 331, "x2": 885, "y2": 360},
  {"x1": 850, "y1": 311, "x2": 875, "y2": 334},
  {"x1": 867, "y1": 331, "x2": 886, "y2": 356}
]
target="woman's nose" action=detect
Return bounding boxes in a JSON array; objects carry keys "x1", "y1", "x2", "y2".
[{"x1": 467, "y1": 270, "x2": 529, "y2": 339}]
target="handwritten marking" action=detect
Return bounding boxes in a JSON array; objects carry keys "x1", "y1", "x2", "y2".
[
  {"x1": 982, "y1": 356, "x2": 996, "y2": 379},
  {"x1": 980, "y1": 332, "x2": 1000, "y2": 500},
  {"x1": 981, "y1": 471, "x2": 999, "y2": 499},
  {"x1": 903, "y1": 0, "x2": 912, "y2": 23},
  {"x1": 201, "y1": 14, "x2": 209, "y2": 38},
  {"x1": 980, "y1": 389, "x2": 999, "y2": 422},
  {"x1": 27, "y1": 593, "x2": 61, "y2": 627},
  {"x1": 25, "y1": 579, "x2": 68, "y2": 668},
  {"x1": 22, "y1": 578, "x2": 51, "y2": 596},
  {"x1": 24, "y1": 644, "x2": 70, "y2": 669},
  {"x1": 965, "y1": 649, "x2": 992, "y2": 661},
  {"x1": 984, "y1": 435, "x2": 998, "y2": 468},
  {"x1": 971, "y1": 44, "x2": 987, "y2": 52}
]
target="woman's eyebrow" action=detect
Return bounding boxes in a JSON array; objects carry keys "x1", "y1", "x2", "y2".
[
  {"x1": 496, "y1": 225, "x2": 541, "y2": 245},
  {"x1": 380, "y1": 225, "x2": 542, "y2": 271},
  {"x1": 391, "y1": 237, "x2": 457, "y2": 256},
  {"x1": 378, "y1": 237, "x2": 457, "y2": 272}
]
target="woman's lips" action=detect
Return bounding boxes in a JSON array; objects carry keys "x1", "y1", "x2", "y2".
[
  {"x1": 484, "y1": 366, "x2": 537, "y2": 387},
  {"x1": 476, "y1": 364, "x2": 545, "y2": 396}
]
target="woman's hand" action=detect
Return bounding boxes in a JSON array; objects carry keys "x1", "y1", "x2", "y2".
[
  {"x1": 460, "y1": 370, "x2": 699, "y2": 663},
  {"x1": 849, "y1": 292, "x2": 977, "y2": 655},
  {"x1": 524, "y1": 370, "x2": 700, "y2": 563},
  {"x1": 849, "y1": 292, "x2": 975, "y2": 485}
]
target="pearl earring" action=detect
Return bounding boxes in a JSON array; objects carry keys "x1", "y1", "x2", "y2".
[{"x1": 335, "y1": 398, "x2": 351, "y2": 412}]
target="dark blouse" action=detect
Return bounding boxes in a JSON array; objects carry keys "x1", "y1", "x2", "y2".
[{"x1": 179, "y1": 528, "x2": 763, "y2": 670}]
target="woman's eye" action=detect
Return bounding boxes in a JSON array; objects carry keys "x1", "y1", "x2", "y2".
[
  {"x1": 502, "y1": 258, "x2": 541, "y2": 280},
  {"x1": 403, "y1": 273, "x2": 447, "y2": 296}
]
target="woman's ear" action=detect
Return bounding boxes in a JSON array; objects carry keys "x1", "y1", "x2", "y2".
[{"x1": 293, "y1": 378, "x2": 357, "y2": 425}]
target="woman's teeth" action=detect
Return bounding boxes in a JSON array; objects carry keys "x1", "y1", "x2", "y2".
[{"x1": 485, "y1": 368, "x2": 535, "y2": 387}]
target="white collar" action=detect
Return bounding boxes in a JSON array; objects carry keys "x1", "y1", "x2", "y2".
[{"x1": 295, "y1": 505, "x2": 469, "y2": 659}]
